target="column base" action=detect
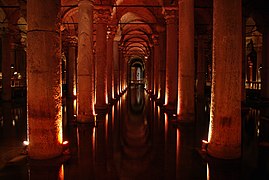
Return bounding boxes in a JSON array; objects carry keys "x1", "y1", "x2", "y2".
[
  {"x1": 207, "y1": 141, "x2": 241, "y2": 159},
  {"x1": 77, "y1": 114, "x2": 95, "y2": 123},
  {"x1": 163, "y1": 104, "x2": 176, "y2": 113},
  {"x1": 177, "y1": 113, "x2": 195, "y2": 123},
  {"x1": 95, "y1": 104, "x2": 108, "y2": 114}
]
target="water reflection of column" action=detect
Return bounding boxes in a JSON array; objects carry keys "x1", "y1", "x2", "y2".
[
  {"x1": 77, "y1": 124, "x2": 95, "y2": 179},
  {"x1": 29, "y1": 161, "x2": 61, "y2": 180},
  {"x1": 95, "y1": 114, "x2": 107, "y2": 179},
  {"x1": 164, "y1": 113, "x2": 176, "y2": 179}
]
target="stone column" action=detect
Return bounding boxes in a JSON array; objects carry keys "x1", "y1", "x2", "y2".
[
  {"x1": 27, "y1": 0, "x2": 62, "y2": 159},
  {"x1": 153, "y1": 34, "x2": 160, "y2": 97},
  {"x1": 113, "y1": 37, "x2": 120, "y2": 98},
  {"x1": 107, "y1": 26, "x2": 116, "y2": 102},
  {"x1": 119, "y1": 49, "x2": 124, "y2": 93},
  {"x1": 77, "y1": 0, "x2": 95, "y2": 122},
  {"x1": 1, "y1": 32, "x2": 12, "y2": 101},
  {"x1": 145, "y1": 57, "x2": 151, "y2": 90},
  {"x1": 207, "y1": 0, "x2": 242, "y2": 159},
  {"x1": 261, "y1": 29, "x2": 269, "y2": 101},
  {"x1": 67, "y1": 37, "x2": 77, "y2": 99},
  {"x1": 164, "y1": 8, "x2": 178, "y2": 111},
  {"x1": 95, "y1": 7, "x2": 110, "y2": 110},
  {"x1": 197, "y1": 35, "x2": 206, "y2": 100},
  {"x1": 159, "y1": 31, "x2": 166, "y2": 104},
  {"x1": 177, "y1": 0, "x2": 195, "y2": 121}
]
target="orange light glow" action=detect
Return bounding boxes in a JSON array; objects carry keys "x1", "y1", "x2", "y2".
[
  {"x1": 157, "y1": 89, "x2": 160, "y2": 99},
  {"x1": 23, "y1": 140, "x2": 29, "y2": 146},
  {"x1": 63, "y1": 141, "x2": 69, "y2": 145},
  {"x1": 92, "y1": 127, "x2": 96, "y2": 154},
  {"x1": 58, "y1": 164, "x2": 64, "y2": 180},
  {"x1": 207, "y1": 163, "x2": 210, "y2": 180},
  {"x1": 57, "y1": 109, "x2": 63, "y2": 144},
  {"x1": 73, "y1": 99, "x2": 77, "y2": 116},
  {"x1": 176, "y1": 128, "x2": 181, "y2": 173},
  {"x1": 73, "y1": 86, "x2": 77, "y2": 96},
  {"x1": 165, "y1": 89, "x2": 168, "y2": 106},
  {"x1": 112, "y1": 105, "x2": 115, "y2": 130},
  {"x1": 105, "y1": 114, "x2": 108, "y2": 140},
  {"x1": 164, "y1": 113, "x2": 168, "y2": 142},
  {"x1": 208, "y1": 111, "x2": 213, "y2": 143}
]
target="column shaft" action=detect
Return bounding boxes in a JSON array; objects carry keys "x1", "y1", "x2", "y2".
[
  {"x1": 67, "y1": 43, "x2": 77, "y2": 98},
  {"x1": 165, "y1": 8, "x2": 178, "y2": 111},
  {"x1": 153, "y1": 35, "x2": 160, "y2": 97},
  {"x1": 113, "y1": 40, "x2": 120, "y2": 98},
  {"x1": 177, "y1": 0, "x2": 195, "y2": 120},
  {"x1": 27, "y1": 0, "x2": 62, "y2": 159},
  {"x1": 208, "y1": 0, "x2": 242, "y2": 159},
  {"x1": 77, "y1": 0, "x2": 95, "y2": 122},
  {"x1": 95, "y1": 8, "x2": 110, "y2": 110},
  {"x1": 107, "y1": 33, "x2": 114, "y2": 102},
  {"x1": 197, "y1": 35, "x2": 206, "y2": 100},
  {"x1": 159, "y1": 32, "x2": 166, "y2": 104}
]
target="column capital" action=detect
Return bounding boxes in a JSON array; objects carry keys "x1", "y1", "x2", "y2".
[
  {"x1": 67, "y1": 36, "x2": 78, "y2": 46},
  {"x1": 163, "y1": 7, "x2": 178, "y2": 24},
  {"x1": 94, "y1": 6, "x2": 112, "y2": 24},
  {"x1": 152, "y1": 34, "x2": 159, "y2": 46},
  {"x1": 107, "y1": 25, "x2": 117, "y2": 39},
  {"x1": 78, "y1": 0, "x2": 94, "y2": 6}
]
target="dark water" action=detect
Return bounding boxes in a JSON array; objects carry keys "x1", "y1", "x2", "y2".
[{"x1": 0, "y1": 85, "x2": 269, "y2": 179}]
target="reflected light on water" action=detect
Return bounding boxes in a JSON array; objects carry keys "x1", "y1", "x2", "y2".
[
  {"x1": 92, "y1": 127, "x2": 96, "y2": 153},
  {"x1": 164, "y1": 113, "x2": 168, "y2": 142},
  {"x1": 112, "y1": 105, "x2": 114, "y2": 130},
  {"x1": 105, "y1": 114, "x2": 108, "y2": 140},
  {"x1": 207, "y1": 163, "x2": 210, "y2": 180},
  {"x1": 58, "y1": 164, "x2": 64, "y2": 180},
  {"x1": 176, "y1": 128, "x2": 181, "y2": 164}
]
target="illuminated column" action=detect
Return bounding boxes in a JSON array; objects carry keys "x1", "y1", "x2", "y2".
[
  {"x1": 145, "y1": 57, "x2": 151, "y2": 90},
  {"x1": 1, "y1": 32, "x2": 12, "y2": 101},
  {"x1": 77, "y1": 0, "x2": 95, "y2": 122},
  {"x1": 95, "y1": 7, "x2": 110, "y2": 110},
  {"x1": 261, "y1": 29, "x2": 269, "y2": 101},
  {"x1": 107, "y1": 26, "x2": 116, "y2": 102},
  {"x1": 153, "y1": 34, "x2": 160, "y2": 97},
  {"x1": 196, "y1": 35, "x2": 206, "y2": 101},
  {"x1": 67, "y1": 37, "x2": 77, "y2": 98},
  {"x1": 164, "y1": 8, "x2": 178, "y2": 111},
  {"x1": 177, "y1": 0, "x2": 195, "y2": 121},
  {"x1": 27, "y1": 0, "x2": 62, "y2": 159},
  {"x1": 119, "y1": 48, "x2": 125, "y2": 93},
  {"x1": 159, "y1": 31, "x2": 166, "y2": 104},
  {"x1": 208, "y1": 0, "x2": 242, "y2": 159},
  {"x1": 113, "y1": 37, "x2": 120, "y2": 98}
]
